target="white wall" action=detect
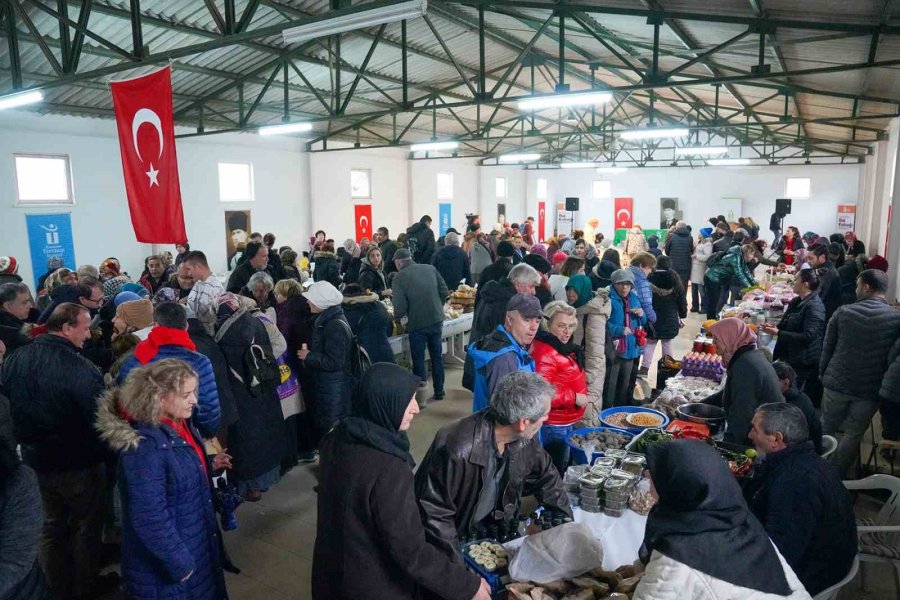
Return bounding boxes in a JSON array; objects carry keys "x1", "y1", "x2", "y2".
[
  {"x1": 0, "y1": 111, "x2": 309, "y2": 287},
  {"x1": 481, "y1": 166, "x2": 528, "y2": 228},
  {"x1": 521, "y1": 163, "x2": 862, "y2": 241},
  {"x1": 409, "y1": 157, "x2": 480, "y2": 232}
]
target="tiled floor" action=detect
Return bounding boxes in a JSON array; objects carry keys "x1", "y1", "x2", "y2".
[{"x1": 221, "y1": 312, "x2": 896, "y2": 600}]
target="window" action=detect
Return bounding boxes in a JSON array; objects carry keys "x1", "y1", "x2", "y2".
[
  {"x1": 536, "y1": 178, "x2": 548, "y2": 200},
  {"x1": 592, "y1": 180, "x2": 612, "y2": 199},
  {"x1": 218, "y1": 162, "x2": 254, "y2": 202},
  {"x1": 785, "y1": 177, "x2": 810, "y2": 199},
  {"x1": 351, "y1": 169, "x2": 372, "y2": 199},
  {"x1": 14, "y1": 154, "x2": 73, "y2": 204},
  {"x1": 495, "y1": 177, "x2": 507, "y2": 198},
  {"x1": 437, "y1": 173, "x2": 453, "y2": 200}
]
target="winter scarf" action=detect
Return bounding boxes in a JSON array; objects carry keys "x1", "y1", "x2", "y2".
[
  {"x1": 708, "y1": 317, "x2": 757, "y2": 367},
  {"x1": 134, "y1": 326, "x2": 197, "y2": 364}
]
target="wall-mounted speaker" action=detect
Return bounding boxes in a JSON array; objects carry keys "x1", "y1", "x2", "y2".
[{"x1": 775, "y1": 198, "x2": 792, "y2": 216}]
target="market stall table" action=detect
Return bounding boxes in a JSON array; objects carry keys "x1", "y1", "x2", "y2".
[
  {"x1": 389, "y1": 312, "x2": 473, "y2": 365},
  {"x1": 504, "y1": 509, "x2": 647, "y2": 571}
]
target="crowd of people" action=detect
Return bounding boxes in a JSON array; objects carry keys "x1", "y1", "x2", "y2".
[{"x1": 0, "y1": 210, "x2": 891, "y2": 600}]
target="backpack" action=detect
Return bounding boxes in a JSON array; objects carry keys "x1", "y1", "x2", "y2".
[
  {"x1": 706, "y1": 250, "x2": 727, "y2": 269},
  {"x1": 336, "y1": 319, "x2": 372, "y2": 381}
]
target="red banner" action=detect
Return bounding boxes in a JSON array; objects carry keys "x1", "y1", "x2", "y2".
[
  {"x1": 614, "y1": 197, "x2": 633, "y2": 230},
  {"x1": 538, "y1": 201, "x2": 546, "y2": 242},
  {"x1": 111, "y1": 66, "x2": 186, "y2": 243},
  {"x1": 355, "y1": 204, "x2": 372, "y2": 243}
]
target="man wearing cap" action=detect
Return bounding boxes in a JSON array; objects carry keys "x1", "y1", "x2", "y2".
[
  {"x1": 477, "y1": 240, "x2": 516, "y2": 288},
  {"x1": 391, "y1": 249, "x2": 450, "y2": 400},
  {"x1": 467, "y1": 294, "x2": 540, "y2": 412}
]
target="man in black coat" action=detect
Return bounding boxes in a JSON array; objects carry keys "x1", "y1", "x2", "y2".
[
  {"x1": 406, "y1": 215, "x2": 437, "y2": 265},
  {"x1": 745, "y1": 403, "x2": 856, "y2": 596},
  {"x1": 662, "y1": 222, "x2": 694, "y2": 296},
  {"x1": 227, "y1": 241, "x2": 275, "y2": 293},
  {"x1": 431, "y1": 232, "x2": 472, "y2": 291},
  {"x1": 415, "y1": 372, "x2": 571, "y2": 564},
  {"x1": 187, "y1": 318, "x2": 239, "y2": 435},
  {"x1": 808, "y1": 244, "x2": 842, "y2": 321},
  {"x1": 0, "y1": 282, "x2": 35, "y2": 356},
  {"x1": 375, "y1": 226, "x2": 399, "y2": 275},
  {"x1": 477, "y1": 240, "x2": 515, "y2": 289},
  {"x1": 771, "y1": 361, "x2": 822, "y2": 453},
  {"x1": 1, "y1": 303, "x2": 112, "y2": 598}
]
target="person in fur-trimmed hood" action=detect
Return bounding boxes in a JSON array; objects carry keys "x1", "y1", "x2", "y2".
[{"x1": 341, "y1": 284, "x2": 394, "y2": 364}]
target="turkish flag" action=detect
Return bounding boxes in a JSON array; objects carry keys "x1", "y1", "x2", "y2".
[
  {"x1": 614, "y1": 197, "x2": 633, "y2": 230},
  {"x1": 111, "y1": 66, "x2": 187, "y2": 243},
  {"x1": 355, "y1": 204, "x2": 372, "y2": 243},
  {"x1": 538, "y1": 201, "x2": 546, "y2": 242}
]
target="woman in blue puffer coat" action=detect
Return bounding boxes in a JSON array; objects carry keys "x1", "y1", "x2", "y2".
[
  {"x1": 96, "y1": 359, "x2": 231, "y2": 600},
  {"x1": 605, "y1": 269, "x2": 647, "y2": 408}
]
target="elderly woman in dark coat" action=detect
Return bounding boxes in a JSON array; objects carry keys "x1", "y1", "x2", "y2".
[
  {"x1": 642, "y1": 256, "x2": 687, "y2": 379},
  {"x1": 313, "y1": 363, "x2": 490, "y2": 600},
  {"x1": 214, "y1": 293, "x2": 287, "y2": 500},
  {"x1": 342, "y1": 284, "x2": 394, "y2": 364},
  {"x1": 96, "y1": 360, "x2": 231, "y2": 600},
  {"x1": 297, "y1": 282, "x2": 354, "y2": 440}
]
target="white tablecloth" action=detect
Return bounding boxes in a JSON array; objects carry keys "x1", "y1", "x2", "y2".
[{"x1": 504, "y1": 508, "x2": 648, "y2": 571}]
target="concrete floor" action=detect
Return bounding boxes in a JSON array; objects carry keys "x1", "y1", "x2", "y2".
[{"x1": 221, "y1": 312, "x2": 897, "y2": 600}]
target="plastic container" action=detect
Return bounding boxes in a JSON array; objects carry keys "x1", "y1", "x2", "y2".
[
  {"x1": 620, "y1": 455, "x2": 646, "y2": 477},
  {"x1": 565, "y1": 427, "x2": 635, "y2": 464},
  {"x1": 461, "y1": 540, "x2": 506, "y2": 600}
]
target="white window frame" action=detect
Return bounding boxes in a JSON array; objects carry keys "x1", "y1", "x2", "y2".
[
  {"x1": 217, "y1": 162, "x2": 255, "y2": 202},
  {"x1": 351, "y1": 168, "x2": 372, "y2": 199},
  {"x1": 13, "y1": 153, "x2": 75, "y2": 206},
  {"x1": 495, "y1": 177, "x2": 508, "y2": 199},
  {"x1": 785, "y1": 177, "x2": 810, "y2": 199},
  {"x1": 592, "y1": 179, "x2": 612, "y2": 199},
  {"x1": 437, "y1": 172, "x2": 453, "y2": 200},
  {"x1": 536, "y1": 178, "x2": 548, "y2": 200}
]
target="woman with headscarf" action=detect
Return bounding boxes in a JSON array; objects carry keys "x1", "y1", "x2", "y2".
[
  {"x1": 566, "y1": 274, "x2": 612, "y2": 421},
  {"x1": 549, "y1": 257, "x2": 585, "y2": 302},
  {"x1": 296, "y1": 281, "x2": 354, "y2": 441},
  {"x1": 703, "y1": 318, "x2": 783, "y2": 444},
  {"x1": 312, "y1": 363, "x2": 490, "y2": 600},
  {"x1": 341, "y1": 239, "x2": 363, "y2": 285},
  {"x1": 843, "y1": 231, "x2": 865, "y2": 258},
  {"x1": 634, "y1": 440, "x2": 812, "y2": 600},
  {"x1": 466, "y1": 232, "x2": 493, "y2": 283},
  {"x1": 100, "y1": 258, "x2": 133, "y2": 301},
  {"x1": 36, "y1": 256, "x2": 66, "y2": 292},
  {"x1": 113, "y1": 298, "x2": 154, "y2": 340},
  {"x1": 604, "y1": 269, "x2": 646, "y2": 409},
  {"x1": 531, "y1": 301, "x2": 589, "y2": 473},
  {"x1": 214, "y1": 292, "x2": 287, "y2": 501}
]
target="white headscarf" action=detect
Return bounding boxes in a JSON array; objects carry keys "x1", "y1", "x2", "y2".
[{"x1": 303, "y1": 281, "x2": 343, "y2": 310}]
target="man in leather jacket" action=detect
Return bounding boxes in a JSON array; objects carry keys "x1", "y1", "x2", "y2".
[{"x1": 414, "y1": 371, "x2": 571, "y2": 562}]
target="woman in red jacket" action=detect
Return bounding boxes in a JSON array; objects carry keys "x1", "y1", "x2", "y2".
[{"x1": 530, "y1": 301, "x2": 589, "y2": 474}]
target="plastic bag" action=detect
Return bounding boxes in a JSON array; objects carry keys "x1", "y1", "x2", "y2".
[{"x1": 508, "y1": 522, "x2": 603, "y2": 584}]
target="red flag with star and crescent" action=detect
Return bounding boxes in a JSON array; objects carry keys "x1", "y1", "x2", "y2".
[
  {"x1": 355, "y1": 204, "x2": 372, "y2": 243},
  {"x1": 111, "y1": 66, "x2": 187, "y2": 243},
  {"x1": 614, "y1": 197, "x2": 633, "y2": 230}
]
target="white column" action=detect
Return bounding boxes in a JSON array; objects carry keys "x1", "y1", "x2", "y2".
[{"x1": 885, "y1": 121, "x2": 900, "y2": 302}]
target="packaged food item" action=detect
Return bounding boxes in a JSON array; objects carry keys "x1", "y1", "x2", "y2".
[{"x1": 620, "y1": 455, "x2": 646, "y2": 476}]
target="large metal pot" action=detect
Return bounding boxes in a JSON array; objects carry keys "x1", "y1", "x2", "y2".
[{"x1": 676, "y1": 403, "x2": 728, "y2": 440}]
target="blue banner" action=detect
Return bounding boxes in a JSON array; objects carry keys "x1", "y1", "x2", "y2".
[
  {"x1": 439, "y1": 203, "x2": 452, "y2": 237},
  {"x1": 26, "y1": 213, "x2": 76, "y2": 289}
]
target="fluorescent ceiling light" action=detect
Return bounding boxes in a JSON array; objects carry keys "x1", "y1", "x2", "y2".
[
  {"x1": 560, "y1": 162, "x2": 598, "y2": 169},
  {"x1": 283, "y1": 0, "x2": 427, "y2": 44},
  {"x1": 258, "y1": 122, "x2": 313, "y2": 136},
  {"x1": 518, "y1": 91, "x2": 613, "y2": 111},
  {"x1": 499, "y1": 153, "x2": 541, "y2": 163},
  {"x1": 674, "y1": 146, "x2": 728, "y2": 157},
  {"x1": 409, "y1": 141, "x2": 458, "y2": 152},
  {"x1": 619, "y1": 127, "x2": 689, "y2": 141},
  {"x1": 0, "y1": 90, "x2": 43, "y2": 111},
  {"x1": 706, "y1": 158, "x2": 752, "y2": 166},
  {"x1": 596, "y1": 167, "x2": 628, "y2": 174}
]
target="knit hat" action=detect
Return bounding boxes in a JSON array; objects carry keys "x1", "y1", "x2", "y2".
[
  {"x1": 303, "y1": 281, "x2": 344, "y2": 310},
  {"x1": 394, "y1": 248, "x2": 412, "y2": 261},
  {"x1": 497, "y1": 241, "x2": 515, "y2": 258},
  {"x1": 116, "y1": 298, "x2": 154, "y2": 330},
  {"x1": 529, "y1": 244, "x2": 548, "y2": 259},
  {"x1": 551, "y1": 251, "x2": 568, "y2": 266},
  {"x1": 122, "y1": 282, "x2": 149, "y2": 298},
  {"x1": 0, "y1": 256, "x2": 17, "y2": 275},
  {"x1": 445, "y1": 232, "x2": 460, "y2": 246},
  {"x1": 343, "y1": 238, "x2": 361, "y2": 257},
  {"x1": 611, "y1": 269, "x2": 635, "y2": 285},
  {"x1": 699, "y1": 227, "x2": 713, "y2": 238},
  {"x1": 113, "y1": 291, "x2": 143, "y2": 307},
  {"x1": 867, "y1": 255, "x2": 889, "y2": 272}
]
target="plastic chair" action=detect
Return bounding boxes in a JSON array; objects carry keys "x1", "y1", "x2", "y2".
[
  {"x1": 843, "y1": 474, "x2": 900, "y2": 595},
  {"x1": 821, "y1": 435, "x2": 838, "y2": 460},
  {"x1": 812, "y1": 555, "x2": 858, "y2": 600}
]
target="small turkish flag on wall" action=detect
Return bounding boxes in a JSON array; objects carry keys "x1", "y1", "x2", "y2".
[
  {"x1": 614, "y1": 197, "x2": 633, "y2": 230},
  {"x1": 538, "y1": 201, "x2": 546, "y2": 242},
  {"x1": 111, "y1": 66, "x2": 187, "y2": 243},
  {"x1": 355, "y1": 204, "x2": 372, "y2": 243}
]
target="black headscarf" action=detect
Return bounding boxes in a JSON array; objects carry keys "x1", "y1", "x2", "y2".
[
  {"x1": 641, "y1": 440, "x2": 792, "y2": 595},
  {"x1": 535, "y1": 329, "x2": 585, "y2": 370},
  {"x1": 339, "y1": 362, "x2": 421, "y2": 467}
]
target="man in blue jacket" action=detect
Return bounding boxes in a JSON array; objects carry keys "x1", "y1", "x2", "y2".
[
  {"x1": 467, "y1": 294, "x2": 540, "y2": 412},
  {"x1": 118, "y1": 302, "x2": 221, "y2": 438}
]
